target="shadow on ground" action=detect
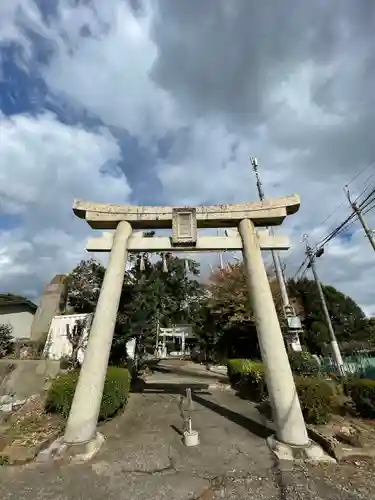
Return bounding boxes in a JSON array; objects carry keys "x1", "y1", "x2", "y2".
[
  {"x1": 135, "y1": 380, "x2": 273, "y2": 441},
  {"x1": 135, "y1": 381, "x2": 212, "y2": 395},
  {"x1": 192, "y1": 392, "x2": 273, "y2": 440},
  {"x1": 150, "y1": 364, "x2": 228, "y2": 383}
]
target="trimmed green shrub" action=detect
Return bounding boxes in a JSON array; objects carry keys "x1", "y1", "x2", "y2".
[
  {"x1": 344, "y1": 378, "x2": 375, "y2": 418},
  {"x1": 227, "y1": 359, "x2": 267, "y2": 402},
  {"x1": 45, "y1": 366, "x2": 131, "y2": 420},
  {"x1": 227, "y1": 359, "x2": 248, "y2": 385},
  {"x1": 227, "y1": 359, "x2": 337, "y2": 422},
  {"x1": 295, "y1": 376, "x2": 336, "y2": 425},
  {"x1": 288, "y1": 352, "x2": 320, "y2": 376},
  {"x1": 242, "y1": 362, "x2": 267, "y2": 402}
]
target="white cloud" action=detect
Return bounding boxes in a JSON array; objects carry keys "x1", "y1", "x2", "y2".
[
  {"x1": 40, "y1": 1, "x2": 179, "y2": 144},
  {"x1": 0, "y1": 111, "x2": 130, "y2": 297},
  {"x1": 0, "y1": 0, "x2": 375, "y2": 319}
]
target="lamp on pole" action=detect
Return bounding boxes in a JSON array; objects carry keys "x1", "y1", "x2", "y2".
[{"x1": 250, "y1": 157, "x2": 302, "y2": 352}]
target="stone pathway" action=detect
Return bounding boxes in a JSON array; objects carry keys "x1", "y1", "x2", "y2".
[{"x1": 0, "y1": 362, "x2": 374, "y2": 499}]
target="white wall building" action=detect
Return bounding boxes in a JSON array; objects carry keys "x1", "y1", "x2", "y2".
[
  {"x1": 0, "y1": 294, "x2": 37, "y2": 340},
  {"x1": 43, "y1": 313, "x2": 136, "y2": 363},
  {"x1": 43, "y1": 313, "x2": 92, "y2": 363}
]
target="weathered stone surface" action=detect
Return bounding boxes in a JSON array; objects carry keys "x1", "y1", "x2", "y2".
[
  {"x1": 86, "y1": 232, "x2": 291, "y2": 253},
  {"x1": 0, "y1": 436, "x2": 9, "y2": 452},
  {"x1": 73, "y1": 195, "x2": 300, "y2": 230},
  {"x1": 308, "y1": 421, "x2": 375, "y2": 462},
  {"x1": 0, "y1": 359, "x2": 61, "y2": 400},
  {"x1": 30, "y1": 274, "x2": 68, "y2": 342},
  {"x1": 335, "y1": 425, "x2": 364, "y2": 448},
  {"x1": 1, "y1": 443, "x2": 37, "y2": 464},
  {"x1": 0, "y1": 403, "x2": 13, "y2": 413},
  {"x1": 0, "y1": 395, "x2": 13, "y2": 405},
  {"x1": 12, "y1": 399, "x2": 26, "y2": 408}
]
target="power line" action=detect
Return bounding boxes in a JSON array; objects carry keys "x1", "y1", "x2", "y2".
[
  {"x1": 306, "y1": 161, "x2": 375, "y2": 241},
  {"x1": 346, "y1": 159, "x2": 375, "y2": 188},
  {"x1": 292, "y1": 213, "x2": 357, "y2": 280},
  {"x1": 292, "y1": 256, "x2": 309, "y2": 280},
  {"x1": 346, "y1": 188, "x2": 375, "y2": 252},
  {"x1": 363, "y1": 200, "x2": 375, "y2": 216},
  {"x1": 352, "y1": 171, "x2": 375, "y2": 203},
  {"x1": 293, "y1": 213, "x2": 357, "y2": 281},
  {"x1": 292, "y1": 168, "x2": 375, "y2": 282},
  {"x1": 358, "y1": 185, "x2": 375, "y2": 210},
  {"x1": 294, "y1": 197, "x2": 375, "y2": 280},
  {"x1": 314, "y1": 186, "x2": 375, "y2": 250},
  {"x1": 314, "y1": 212, "x2": 357, "y2": 250}
]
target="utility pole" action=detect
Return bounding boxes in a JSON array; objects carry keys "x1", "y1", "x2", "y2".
[
  {"x1": 217, "y1": 229, "x2": 224, "y2": 269},
  {"x1": 250, "y1": 157, "x2": 302, "y2": 351},
  {"x1": 346, "y1": 188, "x2": 375, "y2": 252},
  {"x1": 304, "y1": 238, "x2": 345, "y2": 375}
]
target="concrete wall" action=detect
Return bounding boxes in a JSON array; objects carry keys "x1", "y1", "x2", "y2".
[
  {"x1": 0, "y1": 305, "x2": 35, "y2": 340},
  {"x1": 0, "y1": 359, "x2": 61, "y2": 399}
]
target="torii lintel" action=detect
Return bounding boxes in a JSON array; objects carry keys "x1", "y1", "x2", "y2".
[{"x1": 72, "y1": 195, "x2": 300, "y2": 230}]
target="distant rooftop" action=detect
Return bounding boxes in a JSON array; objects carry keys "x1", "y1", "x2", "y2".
[{"x1": 0, "y1": 293, "x2": 38, "y2": 313}]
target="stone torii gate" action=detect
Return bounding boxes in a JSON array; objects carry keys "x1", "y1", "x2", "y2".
[{"x1": 63, "y1": 195, "x2": 314, "y2": 457}]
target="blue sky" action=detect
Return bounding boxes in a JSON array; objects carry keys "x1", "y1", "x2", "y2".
[{"x1": 1, "y1": 0, "x2": 375, "y2": 315}]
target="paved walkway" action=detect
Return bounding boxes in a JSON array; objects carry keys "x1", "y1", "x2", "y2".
[{"x1": 0, "y1": 361, "x2": 374, "y2": 499}]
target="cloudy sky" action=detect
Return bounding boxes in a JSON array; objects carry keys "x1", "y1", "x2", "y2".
[{"x1": 1, "y1": 0, "x2": 375, "y2": 314}]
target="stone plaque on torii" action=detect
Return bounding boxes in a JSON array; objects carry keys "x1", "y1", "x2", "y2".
[{"x1": 62, "y1": 195, "x2": 321, "y2": 461}]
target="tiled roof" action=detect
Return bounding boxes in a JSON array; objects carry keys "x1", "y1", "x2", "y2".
[{"x1": 0, "y1": 293, "x2": 37, "y2": 313}]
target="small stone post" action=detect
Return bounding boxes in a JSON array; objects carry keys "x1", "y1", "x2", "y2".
[
  {"x1": 181, "y1": 333, "x2": 185, "y2": 357},
  {"x1": 239, "y1": 219, "x2": 309, "y2": 447},
  {"x1": 64, "y1": 221, "x2": 132, "y2": 445}
]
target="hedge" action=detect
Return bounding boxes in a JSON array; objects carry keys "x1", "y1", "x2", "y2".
[
  {"x1": 288, "y1": 352, "x2": 320, "y2": 376},
  {"x1": 295, "y1": 376, "x2": 336, "y2": 425},
  {"x1": 227, "y1": 359, "x2": 267, "y2": 402},
  {"x1": 227, "y1": 359, "x2": 336, "y2": 424},
  {"x1": 344, "y1": 378, "x2": 375, "y2": 418},
  {"x1": 45, "y1": 366, "x2": 131, "y2": 420},
  {"x1": 227, "y1": 359, "x2": 251, "y2": 384}
]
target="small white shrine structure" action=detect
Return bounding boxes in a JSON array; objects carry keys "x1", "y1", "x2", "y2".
[{"x1": 156, "y1": 325, "x2": 193, "y2": 358}]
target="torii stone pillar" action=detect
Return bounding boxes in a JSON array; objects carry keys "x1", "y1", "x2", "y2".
[
  {"x1": 64, "y1": 221, "x2": 132, "y2": 444},
  {"x1": 239, "y1": 219, "x2": 309, "y2": 446}
]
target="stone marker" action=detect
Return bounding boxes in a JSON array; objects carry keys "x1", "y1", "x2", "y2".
[{"x1": 30, "y1": 274, "x2": 68, "y2": 342}]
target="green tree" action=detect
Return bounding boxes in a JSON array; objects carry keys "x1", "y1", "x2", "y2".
[
  {"x1": 287, "y1": 278, "x2": 369, "y2": 354},
  {"x1": 121, "y1": 253, "x2": 203, "y2": 354},
  {"x1": 195, "y1": 263, "x2": 257, "y2": 361},
  {"x1": 66, "y1": 254, "x2": 204, "y2": 363},
  {"x1": 0, "y1": 324, "x2": 13, "y2": 358},
  {"x1": 192, "y1": 262, "x2": 283, "y2": 361},
  {"x1": 67, "y1": 258, "x2": 105, "y2": 313}
]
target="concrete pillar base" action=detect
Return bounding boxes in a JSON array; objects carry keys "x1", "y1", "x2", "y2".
[
  {"x1": 37, "y1": 432, "x2": 105, "y2": 464},
  {"x1": 267, "y1": 435, "x2": 336, "y2": 463}
]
